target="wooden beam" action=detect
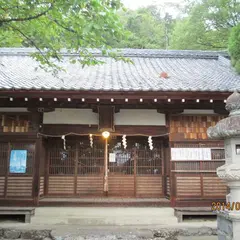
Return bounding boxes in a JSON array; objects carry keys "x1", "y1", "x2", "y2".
[
  {"x1": 0, "y1": 133, "x2": 37, "y2": 142},
  {"x1": 27, "y1": 107, "x2": 55, "y2": 113},
  {"x1": 213, "y1": 107, "x2": 229, "y2": 115},
  {"x1": 157, "y1": 109, "x2": 184, "y2": 114},
  {"x1": 0, "y1": 98, "x2": 227, "y2": 112},
  {"x1": 42, "y1": 124, "x2": 168, "y2": 136},
  {"x1": 0, "y1": 90, "x2": 231, "y2": 100}
]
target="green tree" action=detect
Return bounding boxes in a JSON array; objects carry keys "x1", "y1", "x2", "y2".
[
  {"x1": 170, "y1": 0, "x2": 239, "y2": 50},
  {"x1": 107, "y1": 6, "x2": 167, "y2": 49},
  {"x1": 0, "y1": 0, "x2": 127, "y2": 70},
  {"x1": 229, "y1": 24, "x2": 240, "y2": 74}
]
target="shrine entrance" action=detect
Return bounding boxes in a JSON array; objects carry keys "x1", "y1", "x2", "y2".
[
  {"x1": 46, "y1": 136, "x2": 164, "y2": 198},
  {"x1": 108, "y1": 136, "x2": 164, "y2": 197}
]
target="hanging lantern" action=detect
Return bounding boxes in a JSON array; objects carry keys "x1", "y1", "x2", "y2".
[
  {"x1": 89, "y1": 134, "x2": 93, "y2": 148},
  {"x1": 61, "y1": 135, "x2": 66, "y2": 150},
  {"x1": 122, "y1": 135, "x2": 127, "y2": 149}
]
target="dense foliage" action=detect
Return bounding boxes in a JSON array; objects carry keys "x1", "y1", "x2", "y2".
[
  {"x1": 107, "y1": 6, "x2": 174, "y2": 49},
  {"x1": 0, "y1": 0, "x2": 128, "y2": 71},
  {"x1": 229, "y1": 24, "x2": 240, "y2": 73},
  {"x1": 106, "y1": 5, "x2": 176, "y2": 49},
  {"x1": 170, "y1": 0, "x2": 239, "y2": 50}
]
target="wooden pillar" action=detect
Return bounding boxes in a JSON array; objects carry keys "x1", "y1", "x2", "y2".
[
  {"x1": 103, "y1": 138, "x2": 108, "y2": 196},
  {"x1": 31, "y1": 111, "x2": 43, "y2": 206},
  {"x1": 4, "y1": 142, "x2": 11, "y2": 198},
  {"x1": 161, "y1": 141, "x2": 165, "y2": 197},
  {"x1": 200, "y1": 161, "x2": 204, "y2": 198},
  {"x1": 74, "y1": 141, "x2": 79, "y2": 195},
  {"x1": 44, "y1": 141, "x2": 49, "y2": 196},
  {"x1": 133, "y1": 148, "x2": 137, "y2": 197},
  {"x1": 33, "y1": 136, "x2": 42, "y2": 206},
  {"x1": 170, "y1": 142, "x2": 176, "y2": 207}
]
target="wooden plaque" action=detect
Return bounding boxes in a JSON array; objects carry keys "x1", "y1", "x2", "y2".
[{"x1": 98, "y1": 106, "x2": 115, "y2": 132}]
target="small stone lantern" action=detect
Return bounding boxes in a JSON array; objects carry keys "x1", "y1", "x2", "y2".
[{"x1": 208, "y1": 91, "x2": 240, "y2": 240}]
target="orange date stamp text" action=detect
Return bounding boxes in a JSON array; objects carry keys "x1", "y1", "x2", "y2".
[{"x1": 212, "y1": 202, "x2": 240, "y2": 211}]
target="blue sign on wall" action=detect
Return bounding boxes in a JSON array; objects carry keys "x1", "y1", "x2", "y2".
[{"x1": 9, "y1": 150, "x2": 27, "y2": 173}]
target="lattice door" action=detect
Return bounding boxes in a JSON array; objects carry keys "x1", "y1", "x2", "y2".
[{"x1": 47, "y1": 137, "x2": 104, "y2": 196}]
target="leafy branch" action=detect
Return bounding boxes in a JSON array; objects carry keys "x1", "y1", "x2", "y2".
[{"x1": 0, "y1": 4, "x2": 54, "y2": 24}]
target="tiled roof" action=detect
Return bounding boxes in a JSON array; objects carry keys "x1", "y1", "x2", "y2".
[{"x1": 0, "y1": 48, "x2": 239, "y2": 92}]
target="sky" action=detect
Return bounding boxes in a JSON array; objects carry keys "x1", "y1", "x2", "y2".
[{"x1": 121, "y1": 0, "x2": 185, "y2": 10}]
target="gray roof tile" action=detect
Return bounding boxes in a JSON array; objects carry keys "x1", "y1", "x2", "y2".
[{"x1": 0, "y1": 48, "x2": 239, "y2": 92}]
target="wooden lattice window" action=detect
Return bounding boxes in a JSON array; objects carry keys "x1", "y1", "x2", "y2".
[
  {"x1": 78, "y1": 137, "x2": 104, "y2": 175},
  {"x1": 49, "y1": 140, "x2": 76, "y2": 175},
  {"x1": 108, "y1": 137, "x2": 163, "y2": 175},
  {"x1": 108, "y1": 137, "x2": 134, "y2": 175},
  {"x1": 48, "y1": 137, "x2": 105, "y2": 175},
  {"x1": 211, "y1": 149, "x2": 225, "y2": 160},
  {"x1": 136, "y1": 138, "x2": 163, "y2": 175},
  {"x1": 0, "y1": 114, "x2": 30, "y2": 133}
]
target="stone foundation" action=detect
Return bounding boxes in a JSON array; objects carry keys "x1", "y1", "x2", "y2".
[
  {"x1": 0, "y1": 227, "x2": 217, "y2": 240},
  {"x1": 217, "y1": 213, "x2": 233, "y2": 240},
  {"x1": 0, "y1": 228, "x2": 52, "y2": 240}
]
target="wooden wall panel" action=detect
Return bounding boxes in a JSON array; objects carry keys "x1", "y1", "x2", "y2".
[
  {"x1": 48, "y1": 176, "x2": 74, "y2": 195},
  {"x1": 176, "y1": 176, "x2": 201, "y2": 197},
  {"x1": 136, "y1": 176, "x2": 163, "y2": 197},
  {"x1": 77, "y1": 176, "x2": 103, "y2": 196},
  {"x1": 39, "y1": 176, "x2": 44, "y2": 196},
  {"x1": 170, "y1": 115, "x2": 225, "y2": 141},
  {"x1": 109, "y1": 175, "x2": 134, "y2": 196},
  {"x1": 0, "y1": 114, "x2": 31, "y2": 133},
  {"x1": 7, "y1": 176, "x2": 32, "y2": 197},
  {"x1": 203, "y1": 176, "x2": 227, "y2": 197},
  {"x1": 0, "y1": 177, "x2": 5, "y2": 196}
]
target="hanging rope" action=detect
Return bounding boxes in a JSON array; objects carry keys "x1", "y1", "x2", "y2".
[{"x1": 37, "y1": 132, "x2": 170, "y2": 138}]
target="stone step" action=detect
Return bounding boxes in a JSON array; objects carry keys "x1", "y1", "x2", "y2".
[
  {"x1": 30, "y1": 207, "x2": 178, "y2": 226},
  {"x1": 179, "y1": 237, "x2": 217, "y2": 240}
]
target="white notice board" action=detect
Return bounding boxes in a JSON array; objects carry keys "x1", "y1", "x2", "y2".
[
  {"x1": 171, "y1": 148, "x2": 211, "y2": 160},
  {"x1": 109, "y1": 153, "x2": 116, "y2": 162}
]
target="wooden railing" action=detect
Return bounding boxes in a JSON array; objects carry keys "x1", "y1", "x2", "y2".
[
  {"x1": 171, "y1": 159, "x2": 227, "y2": 203},
  {"x1": 171, "y1": 160, "x2": 225, "y2": 173}
]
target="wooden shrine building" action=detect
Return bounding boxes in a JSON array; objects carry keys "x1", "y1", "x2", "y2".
[{"x1": 0, "y1": 48, "x2": 239, "y2": 207}]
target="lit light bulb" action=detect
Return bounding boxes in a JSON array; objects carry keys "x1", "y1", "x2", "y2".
[{"x1": 102, "y1": 131, "x2": 110, "y2": 139}]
